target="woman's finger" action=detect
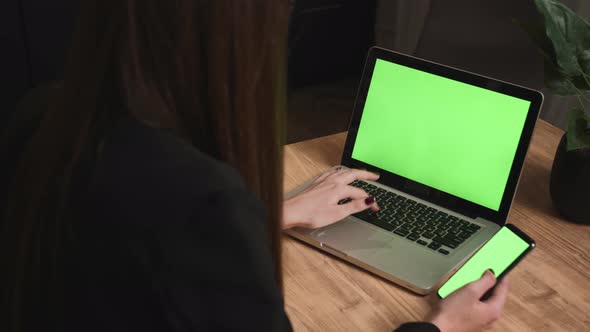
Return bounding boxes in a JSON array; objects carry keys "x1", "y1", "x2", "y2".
[
  {"x1": 312, "y1": 166, "x2": 344, "y2": 184},
  {"x1": 333, "y1": 169, "x2": 380, "y2": 185},
  {"x1": 484, "y1": 276, "x2": 510, "y2": 313},
  {"x1": 465, "y1": 270, "x2": 497, "y2": 300},
  {"x1": 336, "y1": 186, "x2": 370, "y2": 201},
  {"x1": 336, "y1": 196, "x2": 379, "y2": 219},
  {"x1": 300, "y1": 167, "x2": 342, "y2": 195}
]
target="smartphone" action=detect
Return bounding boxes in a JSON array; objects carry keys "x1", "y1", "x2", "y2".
[{"x1": 437, "y1": 224, "x2": 535, "y2": 299}]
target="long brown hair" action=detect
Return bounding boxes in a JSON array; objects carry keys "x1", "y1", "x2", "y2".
[{"x1": 1, "y1": 1, "x2": 288, "y2": 330}]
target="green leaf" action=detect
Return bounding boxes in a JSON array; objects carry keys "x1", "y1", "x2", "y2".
[
  {"x1": 567, "y1": 107, "x2": 590, "y2": 151},
  {"x1": 544, "y1": 58, "x2": 579, "y2": 95},
  {"x1": 581, "y1": 49, "x2": 590, "y2": 76},
  {"x1": 534, "y1": 0, "x2": 590, "y2": 89}
]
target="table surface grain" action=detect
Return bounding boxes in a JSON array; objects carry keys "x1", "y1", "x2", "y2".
[{"x1": 282, "y1": 120, "x2": 590, "y2": 332}]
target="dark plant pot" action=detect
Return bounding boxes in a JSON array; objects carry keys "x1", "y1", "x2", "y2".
[{"x1": 549, "y1": 133, "x2": 590, "y2": 225}]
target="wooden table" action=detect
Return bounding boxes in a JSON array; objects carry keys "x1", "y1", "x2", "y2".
[{"x1": 282, "y1": 120, "x2": 590, "y2": 331}]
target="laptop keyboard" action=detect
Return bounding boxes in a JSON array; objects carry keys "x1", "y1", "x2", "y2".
[{"x1": 340, "y1": 180, "x2": 481, "y2": 255}]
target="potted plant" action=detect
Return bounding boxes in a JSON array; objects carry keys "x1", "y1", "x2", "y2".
[{"x1": 519, "y1": 0, "x2": 590, "y2": 224}]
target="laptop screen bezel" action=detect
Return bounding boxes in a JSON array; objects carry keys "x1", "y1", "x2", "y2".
[{"x1": 341, "y1": 47, "x2": 543, "y2": 225}]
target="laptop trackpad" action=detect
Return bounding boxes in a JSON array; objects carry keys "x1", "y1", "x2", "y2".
[{"x1": 311, "y1": 217, "x2": 391, "y2": 258}]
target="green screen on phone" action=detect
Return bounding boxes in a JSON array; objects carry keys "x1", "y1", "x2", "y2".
[
  {"x1": 351, "y1": 59, "x2": 531, "y2": 210},
  {"x1": 437, "y1": 226, "x2": 530, "y2": 298}
]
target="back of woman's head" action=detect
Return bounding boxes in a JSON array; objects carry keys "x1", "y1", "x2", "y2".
[{"x1": 0, "y1": 1, "x2": 288, "y2": 330}]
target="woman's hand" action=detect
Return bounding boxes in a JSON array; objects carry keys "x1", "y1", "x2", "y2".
[
  {"x1": 282, "y1": 167, "x2": 380, "y2": 229},
  {"x1": 427, "y1": 270, "x2": 510, "y2": 332}
]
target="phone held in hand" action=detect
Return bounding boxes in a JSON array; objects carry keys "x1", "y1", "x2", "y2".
[{"x1": 437, "y1": 224, "x2": 535, "y2": 299}]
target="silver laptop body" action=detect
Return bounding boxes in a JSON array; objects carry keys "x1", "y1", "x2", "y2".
[{"x1": 285, "y1": 47, "x2": 543, "y2": 294}]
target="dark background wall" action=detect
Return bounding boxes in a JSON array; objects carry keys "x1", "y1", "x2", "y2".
[
  {"x1": 1, "y1": 0, "x2": 31, "y2": 127},
  {"x1": 20, "y1": 0, "x2": 76, "y2": 87},
  {"x1": 288, "y1": 0, "x2": 376, "y2": 143},
  {"x1": 1, "y1": 0, "x2": 75, "y2": 129},
  {"x1": 287, "y1": 0, "x2": 589, "y2": 143}
]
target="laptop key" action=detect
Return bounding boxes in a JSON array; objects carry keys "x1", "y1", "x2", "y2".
[
  {"x1": 417, "y1": 215, "x2": 430, "y2": 222},
  {"x1": 433, "y1": 236, "x2": 460, "y2": 249},
  {"x1": 390, "y1": 218, "x2": 402, "y2": 225},
  {"x1": 405, "y1": 218, "x2": 418, "y2": 225},
  {"x1": 412, "y1": 228, "x2": 425, "y2": 235},
  {"x1": 407, "y1": 233, "x2": 420, "y2": 241},
  {"x1": 417, "y1": 239, "x2": 428, "y2": 246},
  {"x1": 448, "y1": 228, "x2": 461, "y2": 235},
  {"x1": 424, "y1": 225, "x2": 436, "y2": 232},
  {"x1": 394, "y1": 229, "x2": 410, "y2": 237},
  {"x1": 414, "y1": 223, "x2": 425, "y2": 234},
  {"x1": 457, "y1": 231, "x2": 472, "y2": 239},
  {"x1": 365, "y1": 217, "x2": 397, "y2": 232},
  {"x1": 439, "y1": 224, "x2": 452, "y2": 230},
  {"x1": 458, "y1": 219, "x2": 469, "y2": 226},
  {"x1": 468, "y1": 224, "x2": 481, "y2": 232},
  {"x1": 413, "y1": 222, "x2": 426, "y2": 228},
  {"x1": 428, "y1": 242, "x2": 442, "y2": 250},
  {"x1": 434, "y1": 228, "x2": 447, "y2": 236},
  {"x1": 445, "y1": 233, "x2": 465, "y2": 244},
  {"x1": 462, "y1": 227, "x2": 477, "y2": 234},
  {"x1": 422, "y1": 232, "x2": 435, "y2": 239},
  {"x1": 447, "y1": 220, "x2": 459, "y2": 228},
  {"x1": 460, "y1": 224, "x2": 474, "y2": 232},
  {"x1": 353, "y1": 210, "x2": 376, "y2": 221},
  {"x1": 400, "y1": 223, "x2": 414, "y2": 231},
  {"x1": 366, "y1": 184, "x2": 377, "y2": 191},
  {"x1": 438, "y1": 249, "x2": 450, "y2": 255}
]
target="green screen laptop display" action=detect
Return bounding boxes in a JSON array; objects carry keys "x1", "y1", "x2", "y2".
[{"x1": 351, "y1": 59, "x2": 531, "y2": 211}]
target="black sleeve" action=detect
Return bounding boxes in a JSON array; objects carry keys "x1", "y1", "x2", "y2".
[
  {"x1": 150, "y1": 184, "x2": 292, "y2": 331},
  {"x1": 395, "y1": 322, "x2": 440, "y2": 332},
  {"x1": 0, "y1": 82, "x2": 60, "y2": 219}
]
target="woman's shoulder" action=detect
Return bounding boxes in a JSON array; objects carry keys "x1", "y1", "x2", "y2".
[
  {"x1": 101, "y1": 118, "x2": 245, "y2": 189},
  {"x1": 87, "y1": 118, "x2": 261, "y2": 228}
]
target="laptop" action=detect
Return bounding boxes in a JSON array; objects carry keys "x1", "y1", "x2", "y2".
[{"x1": 285, "y1": 47, "x2": 543, "y2": 294}]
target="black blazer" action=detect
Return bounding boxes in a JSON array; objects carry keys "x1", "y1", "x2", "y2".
[
  {"x1": 62, "y1": 117, "x2": 291, "y2": 331},
  {"x1": 2, "y1": 92, "x2": 438, "y2": 332}
]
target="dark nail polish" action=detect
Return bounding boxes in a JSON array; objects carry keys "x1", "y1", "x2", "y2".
[
  {"x1": 365, "y1": 196, "x2": 375, "y2": 205},
  {"x1": 482, "y1": 269, "x2": 494, "y2": 278}
]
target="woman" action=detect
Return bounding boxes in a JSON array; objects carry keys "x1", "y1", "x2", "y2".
[{"x1": 0, "y1": 1, "x2": 508, "y2": 331}]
